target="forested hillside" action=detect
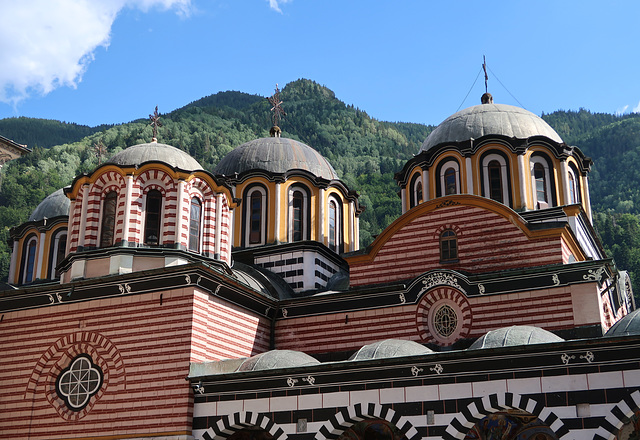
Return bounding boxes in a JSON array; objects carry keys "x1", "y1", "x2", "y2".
[{"x1": 0, "y1": 79, "x2": 638, "y2": 296}]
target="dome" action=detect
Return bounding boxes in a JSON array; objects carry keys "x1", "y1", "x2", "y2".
[
  {"x1": 28, "y1": 188, "x2": 70, "y2": 221},
  {"x1": 214, "y1": 137, "x2": 339, "y2": 180},
  {"x1": 349, "y1": 339, "x2": 433, "y2": 361},
  {"x1": 604, "y1": 308, "x2": 640, "y2": 337},
  {"x1": 420, "y1": 103, "x2": 563, "y2": 152},
  {"x1": 469, "y1": 325, "x2": 564, "y2": 350},
  {"x1": 236, "y1": 350, "x2": 319, "y2": 372},
  {"x1": 106, "y1": 141, "x2": 202, "y2": 171}
]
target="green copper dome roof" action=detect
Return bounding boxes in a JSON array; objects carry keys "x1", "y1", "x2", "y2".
[
  {"x1": 214, "y1": 137, "x2": 339, "y2": 180},
  {"x1": 106, "y1": 141, "x2": 202, "y2": 171},
  {"x1": 421, "y1": 103, "x2": 563, "y2": 152},
  {"x1": 469, "y1": 325, "x2": 564, "y2": 350}
]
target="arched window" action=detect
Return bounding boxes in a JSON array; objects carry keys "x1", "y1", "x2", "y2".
[
  {"x1": 481, "y1": 153, "x2": 510, "y2": 206},
  {"x1": 488, "y1": 160, "x2": 503, "y2": 203},
  {"x1": 440, "y1": 229, "x2": 458, "y2": 262},
  {"x1": 100, "y1": 191, "x2": 118, "y2": 248},
  {"x1": 409, "y1": 173, "x2": 423, "y2": 208},
  {"x1": 290, "y1": 189, "x2": 305, "y2": 242},
  {"x1": 444, "y1": 168, "x2": 457, "y2": 195},
  {"x1": 568, "y1": 164, "x2": 581, "y2": 205},
  {"x1": 530, "y1": 155, "x2": 554, "y2": 210},
  {"x1": 437, "y1": 159, "x2": 460, "y2": 196},
  {"x1": 144, "y1": 190, "x2": 162, "y2": 246},
  {"x1": 189, "y1": 197, "x2": 202, "y2": 252},
  {"x1": 244, "y1": 186, "x2": 267, "y2": 247},
  {"x1": 22, "y1": 236, "x2": 38, "y2": 284},
  {"x1": 250, "y1": 192, "x2": 262, "y2": 244},
  {"x1": 50, "y1": 230, "x2": 67, "y2": 279},
  {"x1": 328, "y1": 196, "x2": 343, "y2": 253},
  {"x1": 534, "y1": 163, "x2": 547, "y2": 204}
]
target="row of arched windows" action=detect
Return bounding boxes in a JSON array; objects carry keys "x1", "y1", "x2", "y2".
[
  {"x1": 98, "y1": 190, "x2": 204, "y2": 252},
  {"x1": 242, "y1": 184, "x2": 344, "y2": 253},
  {"x1": 408, "y1": 152, "x2": 582, "y2": 210},
  {"x1": 19, "y1": 229, "x2": 67, "y2": 285}
]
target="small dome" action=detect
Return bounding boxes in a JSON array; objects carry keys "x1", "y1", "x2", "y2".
[
  {"x1": 469, "y1": 325, "x2": 564, "y2": 350},
  {"x1": 604, "y1": 308, "x2": 640, "y2": 337},
  {"x1": 349, "y1": 339, "x2": 433, "y2": 361},
  {"x1": 106, "y1": 142, "x2": 202, "y2": 171},
  {"x1": 29, "y1": 189, "x2": 70, "y2": 221},
  {"x1": 214, "y1": 137, "x2": 339, "y2": 180},
  {"x1": 236, "y1": 350, "x2": 319, "y2": 372},
  {"x1": 421, "y1": 103, "x2": 563, "y2": 152}
]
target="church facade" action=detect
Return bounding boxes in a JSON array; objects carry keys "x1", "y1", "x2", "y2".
[{"x1": 1, "y1": 93, "x2": 639, "y2": 440}]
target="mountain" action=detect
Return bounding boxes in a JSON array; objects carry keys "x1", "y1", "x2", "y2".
[
  {"x1": 0, "y1": 117, "x2": 111, "y2": 149},
  {"x1": 0, "y1": 79, "x2": 638, "y2": 294}
]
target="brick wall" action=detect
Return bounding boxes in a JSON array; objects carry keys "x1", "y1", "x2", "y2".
[
  {"x1": 348, "y1": 204, "x2": 563, "y2": 287},
  {"x1": 0, "y1": 286, "x2": 270, "y2": 439}
]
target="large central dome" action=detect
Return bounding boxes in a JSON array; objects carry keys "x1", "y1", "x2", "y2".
[
  {"x1": 420, "y1": 103, "x2": 563, "y2": 152},
  {"x1": 214, "y1": 137, "x2": 339, "y2": 180}
]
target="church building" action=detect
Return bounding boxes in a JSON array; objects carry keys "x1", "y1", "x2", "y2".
[{"x1": 1, "y1": 88, "x2": 639, "y2": 440}]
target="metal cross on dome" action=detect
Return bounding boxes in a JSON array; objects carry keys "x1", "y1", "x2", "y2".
[
  {"x1": 267, "y1": 84, "x2": 286, "y2": 127},
  {"x1": 149, "y1": 106, "x2": 162, "y2": 140}
]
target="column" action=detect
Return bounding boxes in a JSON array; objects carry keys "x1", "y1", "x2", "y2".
[
  {"x1": 176, "y1": 180, "x2": 186, "y2": 248},
  {"x1": 465, "y1": 157, "x2": 473, "y2": 194},
  {"x1": 78, "y1": 184, "x2": 89, "y2": 249},
  {"x1": 122, "y1": 175, "x2": 134, "y2": 244},
  {"x1": 214, "y1": 193, "x2": 223, "y2": 259},
  {"x1": 517, "y1": 154, "x2": 527, "y2": 209}
]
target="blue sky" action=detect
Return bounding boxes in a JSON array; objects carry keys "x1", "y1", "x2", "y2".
[{"x1": 1, "y1": 1, "x2": 639, "y2": 129}]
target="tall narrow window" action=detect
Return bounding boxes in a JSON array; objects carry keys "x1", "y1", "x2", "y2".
[
  {"x1": 444, "y1": 168, "x2": 457, "y2": 195},
  {"x1": 530, "y1": 155, "x2": 554, "y2": 209},
  {"x1": 329, "y1": 200, "x2": 337, "y2": 252},
  {"x1": 23, "y1": 238, "x2": 37, "y2": 284},
  {"x1": 409, "y1": 173, "x2": 423, "y2": 208},
  {"x1": 534, "y1": 163, "x2": 547, "y2": 204},
  {"x1": 568, "y1": 172, "x2": 576, "y2": 204},
  {"x1": 249, "y1": 192, "x2": 262, "y2": 244},
  {"x1": 144, "y1": 190, "x2": 162, "y2": 246},
  {"x1": 440, "y1": 230, "x2": 458, "y2": 262},
  {"x1": 100, "y1": 191, "x2": 117, "y2": 248},
  {"x1": 189, "y1": 197, "x2": 202, "y2": 252},
  {"x1": 488, "y1": 160, "x2": 503, "y2": 203},
  {"x1": 292, "y1": 191, "x2": 303, "y2": 242},
  {"x1": 568, "y1": 167, "x2": 581, "y2": 204},
  {"x1": 51, "y1": 231, "x2": 67, "y2": 279}
]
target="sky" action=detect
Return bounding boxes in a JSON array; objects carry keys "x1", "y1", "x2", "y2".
[{"x1": 1, "y1": 0, "x2": 639, "y2": 130}]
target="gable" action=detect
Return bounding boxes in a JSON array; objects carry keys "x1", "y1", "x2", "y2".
[{"x1": 347, "y1": 195, "x2": 567, "y2": 287}]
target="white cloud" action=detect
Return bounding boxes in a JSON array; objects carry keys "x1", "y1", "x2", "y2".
[
  {"x1": 0, "y1": 0, "x2": 191, "y2": 106},
  {"x1": 633, "y1": 100, "x2": 640, "y2": 114},
  {"x1": 268, "y1": 0, "x2": 292, "y2": 13},
  {"x1": 616, "y1": 105, "x2": 629, "y2": 116}
]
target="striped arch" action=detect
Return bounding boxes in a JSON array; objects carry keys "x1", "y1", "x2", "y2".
[
  {"x1": 594, "y1": 390, "x2": 640, "y2": 439},
  {"x1": 91, "y1": 170, "x2": 126, "y2": 194},
  {"x1": 24, "y1": 331, "x2": 126, "y2": 421},
  {"x1": 433, "y1": 223, "x2": 462, "y2": 240},
  {"x1": 86, "y1": 172, "x2": 127, "y2": 246},
  {"x1": 315, "y1": 403, "x2": 419, "y2": 440},
  {"x1": 416, "y1": 285, "x2": 472, "y2": 346},
  {"x1": 137, "y1": 168, "x2": 176, "y2": 192},
  {"x1": 189, "y1": 176, "x2": 215, "y2": 199},
  {"x1": 444, "y1": 392, "x2": 568, "y2": 440},
  {"x1": 202, "y1": 412, "x2": 285, "y2": 440}
]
